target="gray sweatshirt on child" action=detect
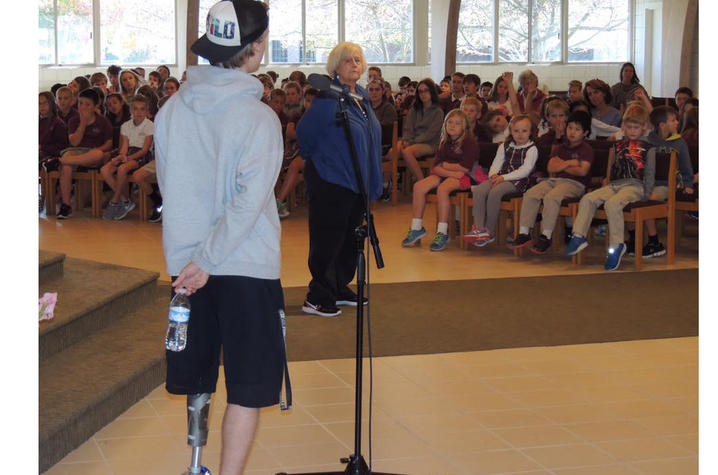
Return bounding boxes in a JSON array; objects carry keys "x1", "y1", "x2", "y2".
[{"x1": 155, "y1": 66, "x2": 284, "y2": 279}]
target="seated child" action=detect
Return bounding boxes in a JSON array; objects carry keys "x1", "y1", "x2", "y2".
[
  {"x1": 401, "y1": 109, "x2": 479, "y2": 251},
  {"x1": 511, "y1": 111, "x2": 594, "y2": 254},
  {"x1": 268, "y1": 88, "x2": 288, "y2": 132},
  {"x1": 105, "y1": 93, "x2": 131, "y2": 151},
  {"x1": 283, "y1": 81, "x2": 304, "y2": 123},
  {"x1": 626, "y1": 105, "x2": 695, "y2": 257},
  {"x1": 536, "y1": 96, "x2": 569, "y2": 147},
  {"x1": 479, "y1": 81, "x2": 493, "y2": 101},
  {"x1": 565, "y1": 105, "x2": 656, "y2": 270},
  {"x1": 680, "y1": 107, "x2": 698, "y2": 148},
  {"x1": 133, "y1": 160, "x2": 163, "y2": 223},
  {"x1": 39, "y1": 91, "x2": 69, "y2": 162},
  {"x1": 57, "y1": 88, "x2": 113, "y2": 218},
  {"x1": 461, "y1": 96, "x2": 492, "y2": 142},
  {"x1": 99, "y1": 94, "x2": 154, "y2": 220},
  {"x1": 674, "y1": 87, "x2": 694, "y2": 113},
  {"x1": 462, "y1": 114, "x2": 538, "y2": 247},
  {"x1": 483, "y1": 109, "x2": 510, "y2": 143},
  {"x1": 148, "y1": 71, "x2": 163, "y2": 95},
  {"x1": 56, "y1": 86, "x2": 79, "y2": 125},
  {"x1": 107, "y1": 65, "x2": 121, "y2": 94},
  {"x1": 567, "y1": 80, "x2": 583, "y2": 104},
  {"x1": 90, "y1": 72, "x2": 109, "y2": 97},
  {"x1": 163, "y1": 77, "x2": 180, "y2": 97}
]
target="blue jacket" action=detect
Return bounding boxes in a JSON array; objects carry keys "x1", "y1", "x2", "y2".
[{"x1": 297, "y1": 79, "x2": 383, "y2": 200}]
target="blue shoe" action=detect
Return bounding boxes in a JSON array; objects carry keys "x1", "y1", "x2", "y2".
[
  {"x1": 565, "y1": 234, "x2": 588, "y2": 256},
  {"x1": 429, "y1": 232, "x2": 449, "y2": 251},
  {"x1": 402, "y1": 227, "x2": 426, "y2": 246},
  {"x1": 605, "y1": 243, "x2": 626, "y2": 271}
]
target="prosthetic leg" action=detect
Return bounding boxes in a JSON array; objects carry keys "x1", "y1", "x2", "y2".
[{"x1": 184, "y1": 393, "x2": 213, "y2": 475}]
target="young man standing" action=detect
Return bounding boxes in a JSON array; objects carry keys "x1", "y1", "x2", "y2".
[{"x1": 154, "y1": 1, "x2": 289, "y2": 473}]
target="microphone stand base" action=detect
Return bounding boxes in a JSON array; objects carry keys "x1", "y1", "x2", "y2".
[{"x1": 277, "y1": 453, "x2": 405, "y2": 475}]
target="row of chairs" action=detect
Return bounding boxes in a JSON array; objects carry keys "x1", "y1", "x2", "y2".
[
  {"x1": 40, "y1": 166, "x2": 156, "y2": 221},
  {"x1": 391, "y1": 138, "x2": 697, "y2": 270}
]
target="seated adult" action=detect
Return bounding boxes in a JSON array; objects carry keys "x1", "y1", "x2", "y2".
[
  {"x1": 611, "y1": 62, "x2": 641, "y2": 113},
  {"x1": 516, "y1": 69, "x2": 545, "y2": 126},
  {"x1": 584, "y1": 79, "x2": 622, "y2": 127},
  {"x1": 368, "y1": 78, "x2": 398, "y2": 147},
  {"x1": 397, "y1": 78, "x2": 444, "y2": 182},
  {"x1": 56, "y1": 88, "x2": 113, "y2": 219}
]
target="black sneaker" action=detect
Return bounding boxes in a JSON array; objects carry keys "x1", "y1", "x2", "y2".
[
  {"x1": 509, "y1": 233, "x2": 533, "y2": 249},
  {"x1": 642, "y1": 240, "x2": 666, "y2": 258},
  {"x1": 302, "y1": 300, "x2": 341, "y2": 317},
  {"x1": 564, "y1": 227, "x2": 573, "y2": 245},
  {"x1": 380, "y1": 179, "x2": 392, "y2": 202},
  {"x1": 57, "y1": 203, "x2": 72, "y2": 219},
  {"x1": 336, "y1": 289, "x2": 369, "y2": 307},
  {"x1": 531, "y1": 235, "x2": 552, "y2": 254},
  {"x1": 149, "y1": 207, "x2": 162, "y2": 223},
  {"x1": 626, "y1": 241, "x2": 636, "y2": 257}
]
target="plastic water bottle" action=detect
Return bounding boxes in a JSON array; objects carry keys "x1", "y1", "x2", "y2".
[{"x1": 166, "y1": 288, "x2": 190, "y2": 352}]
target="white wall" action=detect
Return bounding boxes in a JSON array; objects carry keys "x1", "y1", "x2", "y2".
[{"x1": 39, "y1": 0, "x2": 692, "y2": 97}]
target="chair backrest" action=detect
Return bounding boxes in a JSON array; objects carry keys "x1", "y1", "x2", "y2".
[
  {"x1": 590, "y1": 147, "x2": 610, "y2": 180},
  {"x1": 654, "y1": 149, "x2": 676, "y2": 183},
  {"x1": 478, "y1": 142, "x2": 499, "y2": 170},
  {"x1": 650, "y1": 96, "x2": 670, "y2": 108},
  {"x1": 586, "y1": 139, "x2": 613, "y2": 150},
  {"x1": 688, "y1": 145, "x2": 698, "y2": 173},
  {"x1": 534, "y1": 145, "x2": 552, "y2": 174}
]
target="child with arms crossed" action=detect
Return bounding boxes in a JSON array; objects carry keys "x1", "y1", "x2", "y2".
[
  {"x1": 512, "y1": 111, "x2": 594, "y2": 254},
  {"x1": 402, "y1": 109, "x2": 479, "y2": 251}
]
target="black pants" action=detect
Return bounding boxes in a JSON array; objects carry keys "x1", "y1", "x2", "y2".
[{"x1": 304, "y1": 160, "x2": 364, "y2": 306}]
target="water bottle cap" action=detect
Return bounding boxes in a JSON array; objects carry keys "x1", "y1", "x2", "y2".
[{"x1": 177, "y1": 287, "x2": 188, "y2": 295}]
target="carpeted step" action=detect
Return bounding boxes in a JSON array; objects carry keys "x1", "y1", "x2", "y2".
[
  {"x1": 39, "y1": 257, "x2": 160, "y2": 361},
  {"x1": 39, "y1": 250, "x2": 65, "y2": 284},
  {"x1": 39, "y1": 283, "x2": 170, "y2": 473}
]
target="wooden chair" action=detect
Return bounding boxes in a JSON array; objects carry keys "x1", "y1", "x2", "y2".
[
  {"x1": 43, "y1": 166, "x2": 99, "y2": 217},
  {"x1": 576, "y1": 149, "x2": 678, "y2": 270},
  {"x1": 675, "y1": 145, "x2": 698, "y2": 244},
  {"x1": 380, "y1": 121, "x2": 400, "y2": 204}
]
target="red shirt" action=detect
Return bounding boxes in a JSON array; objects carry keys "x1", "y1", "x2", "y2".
[{"x1": 433, "y1": 134, "x2": 479, "y2": 171}]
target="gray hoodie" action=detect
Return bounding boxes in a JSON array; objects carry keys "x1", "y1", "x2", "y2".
[{"x1": 155, "y1": 66, "x2": 283, "y2": 279}]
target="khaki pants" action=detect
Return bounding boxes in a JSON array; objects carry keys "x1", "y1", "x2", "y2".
[
  {"x1": 573, "y1": 182, "x2": 644, "y2": 247},
  {"x1": 519, "y1": 178, "x2": 585, "y2": 237}
]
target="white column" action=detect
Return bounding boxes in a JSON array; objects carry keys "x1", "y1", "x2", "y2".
[{"x1": 430, "y1": 0, "x2": 451, "y2": 81}]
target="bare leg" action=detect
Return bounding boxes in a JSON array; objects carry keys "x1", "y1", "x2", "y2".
[
  {"x1": 59, "y1": 164, "x2": 76, "y2": 205},
  {"x1": 412, "y1": 175, "x2": 440, "y2": 219},
  {"x1": 100, "y1": 162, "x2": 119, "y2": 198},
  {"x1": 436, "y1": 178, "x2": 461, "y2": 223},
  {"x1": 60, "y1": 148, "x2": 105, "y2": 167},
  {"x1": 276, "y1": 156, "x2": 303, "y2": 203},
  {"x1": 645, "y1": 218, "x2": 658, "y2": 236},
  {"x1": 401, "y1": 144, "x2": 425, "y2": 182},
  {"x1": 113, "y1": 162, "x2": 138, "y2": 202},
  {"x1": 220, "y1": 404, "x2": 259, "y2": 475},
  {"x1": 133, "y1": 167, "x2": 154, "y2": 196}
]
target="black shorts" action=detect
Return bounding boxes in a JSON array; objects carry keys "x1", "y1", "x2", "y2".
[{"x1": 165, "y1": 275, "x2": 288, "y2": 408}]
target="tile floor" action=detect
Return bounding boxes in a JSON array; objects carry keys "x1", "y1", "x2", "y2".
[{"x1": 40, "y1": 201, "x2": 699, "y2": 474}]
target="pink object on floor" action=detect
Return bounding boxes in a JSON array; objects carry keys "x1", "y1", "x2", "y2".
[{"x1": 39, "y1": 292, "x2": 57, "y2": 322}]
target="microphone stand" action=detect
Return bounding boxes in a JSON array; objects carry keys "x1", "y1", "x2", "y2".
[{"x1": 278, "y1": 85, "x2": 402, "y2": 475}]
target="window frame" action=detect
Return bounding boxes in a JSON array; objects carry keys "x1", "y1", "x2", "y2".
[
  {"x1": 456, "y1": 0, "x2": 634, "y2": 66},
  {"x1": 39, "y1": 0, "x2": 179, "y2": 69}
]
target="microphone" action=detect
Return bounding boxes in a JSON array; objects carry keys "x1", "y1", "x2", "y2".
[{"x1": 307, "y1": 73, "x2": 364, "y2": 102}]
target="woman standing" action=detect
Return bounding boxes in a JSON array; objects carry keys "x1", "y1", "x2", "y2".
[{"x1": 297, "y1": 42, "x2": 383, "y2": 317}]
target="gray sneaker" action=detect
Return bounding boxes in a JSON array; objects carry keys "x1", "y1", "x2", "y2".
[
  {"x1": 277, "y1": 199, "x2": 290, "y2": 219},
  {"x1": 114, "y1": 200, "x2": 136, "y2": 220},
  {"x1": 103, "y1": 201, "x2": 122, "y2": 220}
]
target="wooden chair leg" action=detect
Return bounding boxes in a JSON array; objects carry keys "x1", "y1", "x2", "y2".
[
  {"x1": 634, "y1": 215, "x2": 644, "y2": 271},
  {"x1": 667, "y1": 213, "x2": 676, "y2": 265}
]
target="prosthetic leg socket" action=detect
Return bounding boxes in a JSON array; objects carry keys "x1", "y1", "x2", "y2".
[{"x1": 186, "y1": 393, "x2": 212, "y2": 475}]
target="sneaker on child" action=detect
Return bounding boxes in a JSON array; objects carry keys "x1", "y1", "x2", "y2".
[
  {"x1": 429, "y1": 232, "x2": 449, "y2": 251},
  {"x1": 379, "y1": 179, "x2": 392, "y2": 202},
  {"x1": 531, "y1": 235, "x2": 552, "y2": 254},
  {"x1": 642, "y1": 240, "x2": 666, "y2": 258},
  {"x1": 565, "y1": 234, "x2": 588, "y2": 256},
  {"x1": 57, "y1": 203, "x2": 72, "y2": 219},
  {"x1": 149, "y1": 206, "x2": 162, "y2": 223},
  {"x1": 302, "y1": 299, "x2": 341, "y2": 317},
  {"x1": 510, "y1": 233, "x2": 533, "y2": 249},
  {"x1": 114, "y1": 200, "x2": 136, "y2": 220},
  {"x1": 604, "y1": 243, "x2": 627, "y2": 271},
  {"x1": 473, "y1": 232, "x2": 495, "y2": 247},
  {"x1": 276, "y1": 199, "x2": 290, "y2": 219},
  {"x1": 103, "y1": 201, "x2": 122, "y2": 220},
  {"x1": 402, "y1": 227, "x2": 426, "y2": 247},
  {"x1": 462, "y1": 225, "x2": 490, "y2": 243}
]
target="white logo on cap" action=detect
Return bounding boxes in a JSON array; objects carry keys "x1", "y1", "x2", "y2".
[{"x1": 205, "y1": 1, "x2": 243, "y2": 47}]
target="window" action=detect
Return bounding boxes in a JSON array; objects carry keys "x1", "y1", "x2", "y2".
[
  {"x1": 345, "y1": 0, "x2": 413, "y2": 63},
  {"x1": 568, "y1": 0, "x2": 629, "y2": 62},
  {"x1": 39, "y1": 0, "x2": 55, "y2": 64},
  {"x1": 269, "y1": 0, "x2": 303, "y2": 62},
  {"x1": 532, "y1": 0, "x2": 561, "y2": 62},
  {"x1": 458, "y1": 0, "x2": 631, "y2": 64},
  {"x1": 267, "y1": 0, "x2": 337, "y2": 64},
  {"x1": 456, "y1": 0, "x2": 493, "y2": 62},
  {"x1": 197, "y1": 0, "x2": 215, "y2": 64},
  {"x1": 57, "y1": 0, "x2": 94, "y2": 64},
  {"x1": 305, "y1": 0, "x2": 338, "y2": 63},
  {"x1": 101, "y1": 0, "x2": 176, "y2": 65}
]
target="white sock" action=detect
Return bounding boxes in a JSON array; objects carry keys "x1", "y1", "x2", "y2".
[
  {"x1": 542, "y1": 229, "x2": 552, "y2": 239},
  {"x1": 519, "y1": 226, "x2": 530, "y2": 235},
  {"x1": 437, "y1": 222, "x2": 448, "y2": 234},
  {"x1": 411, "y1": 218, "x2": 423, "y2": 231}
]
